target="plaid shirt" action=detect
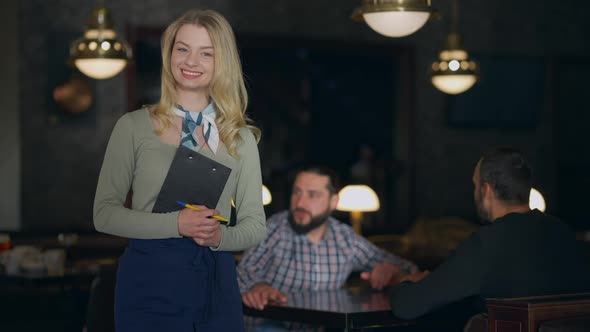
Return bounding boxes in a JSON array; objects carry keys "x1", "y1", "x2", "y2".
[{"x1": 237, "y1": 211, "x2": 418, "y2": 294}]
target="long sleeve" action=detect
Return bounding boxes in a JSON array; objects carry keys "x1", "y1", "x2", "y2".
[
  {"x1": 93, "y1": 113, "x2": 181, "y2": 239},
  {"x1": 349, "y1": 231, "x2": 418, "y2": 274},
  {"x1": 236, "y1": 214, "x2": 283, "y2": 294},
  {"x1": 94, "y1": 111, "x2": 266, "y2": 245},
  {"x1": 390, "y1": 232, "x2": 485, "y2": 320},
  {"x1": 214, "y1": 128, "x2": 267, "y2": 251}
]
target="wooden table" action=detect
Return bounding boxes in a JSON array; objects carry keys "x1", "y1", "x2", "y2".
[{"x1": 243, "y1": 286, "x2": 414, "y2": 331}]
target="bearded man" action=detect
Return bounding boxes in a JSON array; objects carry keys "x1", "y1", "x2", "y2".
[{"x1": 237, "y1": 166, "x2": 417, "y2": 311}]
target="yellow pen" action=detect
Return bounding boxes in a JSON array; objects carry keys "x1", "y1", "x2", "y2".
[{"x1": 176, "y1": 200, "x2": 229, "y2": 223}]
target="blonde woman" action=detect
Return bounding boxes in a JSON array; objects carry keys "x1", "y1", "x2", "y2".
[{"x1": 93, "y1": 9, "x2": 266, "y2": 332}]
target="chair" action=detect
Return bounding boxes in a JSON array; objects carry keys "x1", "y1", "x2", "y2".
[{"x1": 486, "y1": 293, "x2": 590, "y2": 332}]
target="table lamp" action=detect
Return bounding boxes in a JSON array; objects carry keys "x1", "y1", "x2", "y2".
[
  {"x1": 231, "y1": 184, "x2": 272, "y2": 208},
  {"x1": 529, "y1": 188, "x2": 546, "y2": 212},
  {"x1": 336, "y1": 185, "x2": 380, "y2": 234},
  {"x1": 262, "y1": 185, "x2": 272, "y2": 206}
]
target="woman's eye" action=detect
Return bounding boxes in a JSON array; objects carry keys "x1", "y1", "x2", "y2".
[{"x1": 202, "y1": 52, "x2": 213, "y2": 57}]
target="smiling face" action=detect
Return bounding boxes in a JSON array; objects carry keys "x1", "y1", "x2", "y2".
[{"x1": 170, "y1": 24, "x2": 215, "y2": 99}]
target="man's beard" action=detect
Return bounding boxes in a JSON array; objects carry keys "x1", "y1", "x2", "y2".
[
  {"x1": 475, "y1": 189, "x2": 492, "y2": 225},
  {"x1": 287, "y1": 207, "x2": 331, "y2": 235}
]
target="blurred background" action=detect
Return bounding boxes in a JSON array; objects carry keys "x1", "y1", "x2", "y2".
[{"x1": 0, "y1": 0, "x2": 589, "y2": 330}]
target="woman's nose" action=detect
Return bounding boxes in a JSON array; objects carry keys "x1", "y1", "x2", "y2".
[{"x1": 185, "y1": 52, "x2": 200, "y2": 66}]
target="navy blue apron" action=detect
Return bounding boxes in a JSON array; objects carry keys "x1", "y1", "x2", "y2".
[{"x1": 115, "y1": 237, "x2": 244, "y2": 332}]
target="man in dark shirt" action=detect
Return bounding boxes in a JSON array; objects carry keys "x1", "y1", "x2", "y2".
[{"x1": 390, "y1": 147, "x2": 590, "y2": 329}]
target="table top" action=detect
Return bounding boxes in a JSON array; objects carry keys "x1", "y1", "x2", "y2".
[
  {"x1": 486, "y1": 292, "x2": 590, "y2": 308},
  {"x1": 243, "y1": 287, "x2": 413, "y2": 330},
  {"x1": 0, "y1": 259, "x2": 115, "y2": 293}
]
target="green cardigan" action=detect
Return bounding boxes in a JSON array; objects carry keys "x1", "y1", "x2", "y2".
[{"x1": 93, "y1": 109, "x2": 266, "y2": 251}]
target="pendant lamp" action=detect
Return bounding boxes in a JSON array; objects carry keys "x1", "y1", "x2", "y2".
[
  {"x1": 430, "y1": 0, "x2": 478, "y2": 94},
  {"x1": 70, "y1": 4, "x2": 132, "y2": 79},
  {"x1": 352, "y1": 0, "x2": 432, "y2": 38}
]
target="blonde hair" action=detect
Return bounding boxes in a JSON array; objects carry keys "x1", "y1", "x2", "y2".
[{"x1": 153, "y1": 9, "x2": 260, "y2": 156}]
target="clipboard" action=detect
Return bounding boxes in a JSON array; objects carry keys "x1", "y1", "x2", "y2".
[{"x1": 152, "y1": 145, "x2": 232, "y2": 214}]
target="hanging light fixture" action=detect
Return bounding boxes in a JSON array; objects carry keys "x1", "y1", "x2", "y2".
[
  {"x1": 431, "y1": 0, "x2": 478, "y2": 94},
  {"x1": 352, "y1": 0, "x2": 432, "y2": 38},
  {"x1": 70, "y1": 3, "x2": 132, "y2": 79}
]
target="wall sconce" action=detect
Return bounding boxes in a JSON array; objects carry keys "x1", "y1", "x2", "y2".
[
  {"x1": 529, "y1": 188, "x2": 546, "y2": 212},
  {"x1": 336, "y1": 185, "x2": 380, "y2": 234},
  {"x1": 70, "y1": 3, "x2": 132, "y2": 79},
  {"x1": 262, "y1": 185, "x2": 272, "y2": 206},
  {"x1": 430, "y1": 0, "x2": 478, "y2": 94},
  {"x1": 53, "y1": 76, "x2": 94, "y2": 114},
  {"x1": 352, "y1": 0, "x2": 432, "y2": 38}
]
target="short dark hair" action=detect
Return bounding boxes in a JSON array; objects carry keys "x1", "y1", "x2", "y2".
[
  {"x1": 479, "y1": 147, "x2": 532, "y2": 204},
  {"x1": 295, "y1": 166, "x2": 341, "y2": 194}
]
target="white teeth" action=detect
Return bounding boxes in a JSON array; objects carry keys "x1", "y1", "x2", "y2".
[{"x1": 182, "y1": 70, "x2": 201, "y2": 76}]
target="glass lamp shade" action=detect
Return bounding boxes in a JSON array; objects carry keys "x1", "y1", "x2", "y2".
[
  {"x1": 70, "y1": 6, "x2": 132, "y2": 79},
  {"x1": 336, "y1": 185, "x2": 380, "y2": 212},
  {"x1": 74, "y1": 58, "x2": 127, "y2": 79},
  {"x1": 529, "y1": 188, "x2": 546, "y2": 212},
  {"x1": 363, "y1": 11, "x2": 430, "y2": 37},
  {"x1": 352, "y1": 0, "x2": 431, "y2": 38},
  {"x1": 431, "y1": 75, "x2": 477, "y2": 94},
  {"x1": 262, "y1": 185, "x2": 272, "y2": 206},
  {"x1": 71, "y1": 35, "x2": 132, "y2": 79},
  {"x1": 430, "y1": 34, "x2": 478, "y2": 94}
]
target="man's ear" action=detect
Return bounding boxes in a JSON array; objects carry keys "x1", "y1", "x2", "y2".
[
  {"x1": 482, "y1": 182, "x2": 495, "y2": 200},
  {"x1": 329, "y1": 193, "x2": 339, "y2": 211}
]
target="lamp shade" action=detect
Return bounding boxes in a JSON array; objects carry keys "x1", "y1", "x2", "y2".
[
  {"x1": 431, "y1": 75, "x2": 477, "y2": 95},
  {"x1": 363, "y1": 11, "x2": 430, "y2": 37},
  {"x1": 70, "y1": 6, "x2": 132, "y2": 79},
  {"x1": 74, "y1": 58, "x2": 128, "y2": 79},
  {"x1": 232, "y1": 185, "x2": 272, "y2": 208},
  {"x1": 352, "y1": 0, "x2": 431, "y2": 38},
  {"x1": 529, "y1": 188, "x2": 546, "y2": 212},
  {"x1": 336, "y1": 185, "x2": 380, "y2": 212},
  {"x1": 431, "y1": 33, "x2": 478, "y2": 94},
  {"x1": 262, "y1": 185, "x2": 272, "y2": 206}
]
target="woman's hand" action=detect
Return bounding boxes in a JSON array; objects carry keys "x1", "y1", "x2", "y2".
[{"x1": 177, "y1": 205, "x2": 222, "y2": 247}]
